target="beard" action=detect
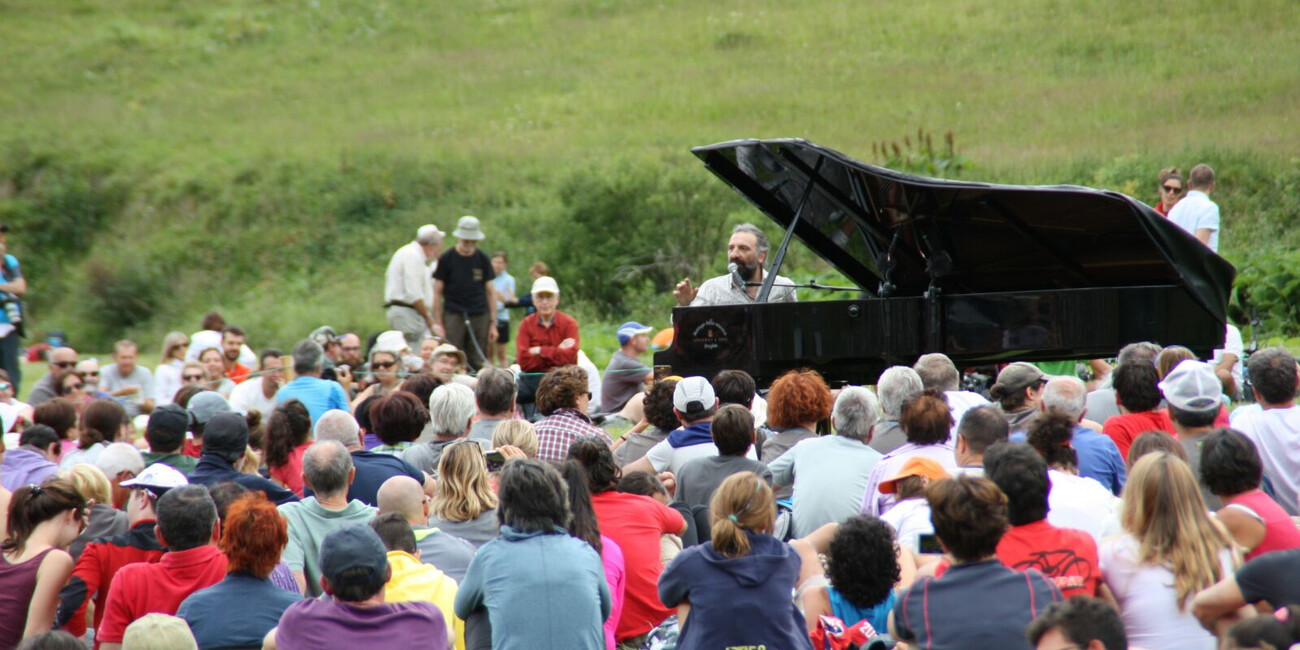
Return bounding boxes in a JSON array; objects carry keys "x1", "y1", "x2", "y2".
[{"x1": 733, "y1": 259, "x2": 760, "y2": 282}]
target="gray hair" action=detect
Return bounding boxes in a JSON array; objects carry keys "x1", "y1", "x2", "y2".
[
  {"x1": 303, "y1": 440, "x2": 353, "y2": 497},
  {"x1": 1041, "y1": 376, "x2": 1087, "y2": 419},
  {"x1": 732, "y1": 223, "x2": 770, "y2": 257},
  {"x1": 913, "y1": 353, "x2": 960, "y2": 392},
  {"x1": 877, "y1": 366, "x2": 924, "y2": 418},
  {"x1": 314, "y1": 409, "x2": 361, "y2": 448},
  {"x1": 96, "y1": 442, "x2": 145, "y2": 479},
  {"x1": 429, "y1": 383, "x2": 476, "y2": 437},
  {"x1": 292, "y1": 339, "x2": 325, "y2": 375},
  {"x1": 1117, "y1": 342, "x2": 1161, "y2": 366},
  {"x1": 832, "y1": 386, "x2": 880, "y2": 440},
  {"x1": 475, "y1": 367, "x2": 517, "y2": 417}
]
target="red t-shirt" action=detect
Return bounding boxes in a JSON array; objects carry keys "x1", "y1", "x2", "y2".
[
  {"x1": 996, "y1": 520, "x2": 1099, "y2": 599},
  {"x1": 97, "y1": 545, "x2": 227, "y2": 645},
  {"x1": 228, "y1": 363, "x2": 252, "y2": 384},
  {"x1": 270, "y1": 443, "x2": 311, "y2": 498},
  {"x1": 590, "y1": 491, "x2": 684, "y2": 640},
  {"x1": 1102, "y1": 410, "x2": 1172, "y2": 460},
  {"x1": 59, "y1": 520, "x2": 165, "y2": 637},
  {"x1": 515, "y1": 311, "x2": 579, "y2": 373}
]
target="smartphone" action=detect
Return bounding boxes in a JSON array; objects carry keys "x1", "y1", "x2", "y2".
[
  {"x1": 917, "y1": 533, "x2": 943, "y2": 554},
  {"x1": 485, "y1": 450, "x2": 505, "y2": 471}
]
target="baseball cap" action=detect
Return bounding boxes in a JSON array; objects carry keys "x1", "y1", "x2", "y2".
[
  {"x1": 202, "y1": 412, "x2": 249, "y2": 462},
  {"x1": 453, "y1": 216, "x2": 485, "y2": 241},
  {"x1": 187, "y1": 392, "x2": 232, "y2": 426},
  {"x1": 320, "y1": 523, "x2": 390, "y2": 592},
  {"x1": 993, "y1": 362, "x2": 1047, "y2": 393},
  {"x1": 673, "y1": 376, "x2": 717, "y2": 414},
  {"x1": 616, "y1": 322, "x2": 653, "y2": 345},
  {"x1": 147, "y1": 404, "x2": 189, "y2": 439},
  {"x1": 1159, "y1": 360, "x2": 1222, "y2": 413},
  {"x1": 121, "y1": 463, "x2": 189, "y2": 498},
  {"x1": 878, "y1": 457, "x2": 950, "y2": 494},
  {"x1": 121, "y1": 614, "x2": 197, "y2": 650},
  {"x1": 530, "y1": 276, "x2": 559, "y2": 296}
]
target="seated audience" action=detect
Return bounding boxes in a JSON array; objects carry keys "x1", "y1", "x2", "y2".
[
  {"x1": 625, "y1": 376, "x2": 754, "y2": 477},
  {"x1": 59, "y1": 398, "x2": 126, "y2": 469},
  {"x1": 889, "y1": 475, "x2": 1062, "y2": 648},
  {"x1": 1221, "y1": 607, "x2": 1300, "y2": 650},
  {"x1": 376, "y1": 476, "x2": 476, "y2": 583},
  {"x1": 1086, "y1": 342, "x2": 1161, "y2": 426},
  {"x1": 1026, "y1": 411, "x2": 1120, "y2": 542},
  {"x1": 279, "y1": 441, "x2": 377, "y2": 597},
  {"x1": 1193, "y1": 548, "x2": 1300, "y2": 631},
  {"x1": 370, "y1": 391, "x2": 431, "y2": 457},
  {"x1": 274, "y1": 339, "x2": 348, "y2": 424},
  {"x1": 454, "y1": 459, "x2": 610, "y2": 650},
  {"x1": 674, "y1": 404, "x2": 772, "y2": 510},
  {"x1": 140, "y1": 404, "x2": 197, "y2": 473},
  {"x1": 798, "y1": 515, "x2": 913, "y2": 638},
  {"x1": 878, "y1": 457, "x2": 948, "y2": 552},
  {"x1": 1100, "y1": 452, "x2": 1237, "y2": 650},
  {"x1": 121, "y1": 613, "x2": 198, "y2": 650},
  {"x1": 1039, "y1": 376, "x2": 1126, "y2": 494},
  {"x1": 989, "y1": 362, "x2": 1047, "y2": 436},
  {"x1": 559, "y1": 460, "x2": 625, "y2": 650},
  {"x1": 428, "y1": 440, "x2": 501, "y2": 548},
  {"x1": 176, "y1": 494, "x2": 300, "y2": 649},
  {"x1": 1232, "y1": 347, "x2": 1300, "y2": 516},
  {"x1": 769, "y1": 387, "x2": 883, "y2": 537},
  {"x1": 600, "y1": 322, "x2": 654, "y2": 415},
  {"x1": 270, "y1": 524, "x2": 449, "y2": 649},
  {"x1": 659, "y1": 472, "x2": 813, "y2": 650},
  {"x1": 188, "y1": 412, "x2": 297, "y2": 504},
  {"x1": 402, "y1": 384, "x2": 474, "y2": 476},
  {"x1": 862, "y1": 390, "x2": 956, "y2": 517},
  {"x1": 760, "y1": 369, "x2": 833, "y2": 466},
  {"x1": 490, "y1": 419, "x2": 538, "y2": 459},
  {"x1": 97, "y1": 485, "x2": 227, "y2": 650},
  {"x1": 1025, "y1": 597, "x2": 1128, "y2": 650},
  {"x1": 1198, "y1": 429, "x2": 1300, "y2": 561},
  {"x1": 1102, "y1": 362, "x2": 1173, "y2": 459},
  {"x1": 1160, "y1": 360, "x2": 1228, "y2": 506},
  {"x1": 951, "y1": 404, "x2": 1008, "y2": 475},
  {"x1": 266, "y1": 400, "x2": 314, "y2": 498},
  {"x1": 985, "y1": 443, "x2": 1100, "y2": 598},
  {"x1": 533, "y1": 366, "x2": 612, "y2": 463},
  {"x1": 183, "y1": 391, "x2": 233, "y2": 458},
  {"x1": 311, "y1": 409, "x2": 429, "y2": 505},
  {"x1": 2, "y1": 425, "x2": 61, "y2": 491},
  {"x1": 32, "y1": 399, "x2": 79, "y2": 463},
  {"x1": 60, "y1": 464, "x2": 127, "y2": 561},
  {"x1": 913, "y1": 352, "x2": 990, "y2": 436},
  {"x1": 469, "y1": 367, "x2": 516, "y2": 444},
  {"x1": 0, "y1": 480, "x2": 85, "y2": 649},
  {"x1": 370, "y1": 513, "x2": 462, "y2": 650},
  {"x1": 869, "y1": 367, "x2": 923, "y2": 454},
  {"x1": 1126, "y1": 430, "x2": 1187, "y2": 469},
  {"x1": 94, "y1": 442, "x2": 145, "y2": 510},
  {"x1": 611, "y1": 379, "x2": 678, "y2": 466}
]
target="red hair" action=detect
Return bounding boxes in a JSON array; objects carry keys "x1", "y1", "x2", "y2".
[
  {"x1": 766, "y1": 369, "x2": 833, "y2": 429},
  {"x1": 221, "y1": 494, "x2": 289, "y2": 578}
]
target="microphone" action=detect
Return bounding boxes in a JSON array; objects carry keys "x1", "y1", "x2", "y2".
[{"x1": 728, "y1": 262, "x2": 746, "y2": 289}]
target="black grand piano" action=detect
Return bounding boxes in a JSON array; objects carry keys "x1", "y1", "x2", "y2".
[{"x1": 653, "y1": 139, "x2": 1236, "y2": 386}]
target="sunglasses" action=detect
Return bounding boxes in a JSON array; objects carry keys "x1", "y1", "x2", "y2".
[
  {"x1": 78, "y1": 371, "x2": 100, "y2": 379},
  {"x1": 372, "y1": 361, "x2": 397, "y2": 370},
  {"x1": 1161, "y1": 185, "x2": 1183, "y2": 194},
  {"x1": 183, "y1": 374, "x2": 205, "y2": 381},
  {"x1": 62, "y1": 383, "x2": 85, "y2": 394},
  {"x1": 52, "y1": 361, "x2": 77, "y2": 369}
]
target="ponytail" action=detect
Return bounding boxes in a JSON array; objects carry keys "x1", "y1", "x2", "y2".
[
  {"x1": 3, "y1": 479, "x2": 86, "y2": 555},
  {"x1": 708, "y1": 472, "x2": 775, "y2": 559}
]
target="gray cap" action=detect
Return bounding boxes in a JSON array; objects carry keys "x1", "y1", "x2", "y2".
[
  {"x1": 320, "y1": 523, "x2": 390, "y2": 592},
  {"x1": 993, "y1": 362, "x2": 1047, "y2": 394},
  {"x1": 452, "y1": 215, "x2": 485, "y2": 241},
  {"x1": 187, "y1": 391, "x2": 233, "y2": 426},
  {"x1": 1159, "y1": 360, "x2": 1222, "y2": 413},
  {"x1": 202, "y1": 412, "x2": 249, "y2": 462}
]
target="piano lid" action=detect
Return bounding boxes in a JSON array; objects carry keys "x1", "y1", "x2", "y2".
[{"x1": 692, "y1": 139, "x2": 1235, "y2": 323}]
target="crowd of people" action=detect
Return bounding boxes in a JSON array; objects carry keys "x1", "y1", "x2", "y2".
[{"x1": 0, "y1": 164, "x2": 1275, "y2": 650}]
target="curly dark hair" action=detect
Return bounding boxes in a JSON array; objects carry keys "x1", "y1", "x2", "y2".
[
  {"x1": 1025, "y1": 596, "x2": 1128, "y2": 650},
  {"x1": 900, "y1": 389, "x2": 953, "y2": 445},
  {"x1": 567, "y1": 436, "x2": 621, "y2": 493},
  {"x1": 1199, "y1": 428, "x2": 1263, "y2": 497},
  {"x1": 643, "y1": 379, "x2": 680, "y2": 432},
  {"x1": 1025, "y1": 409, "x2": 1079, "y2": 470},
  {"x1": 1113, "y1": 361, "x2": 1162, "y2": 413},
  {"x1": 536, "y1": 365, "x2": 589, "y2": 416},
  {"x1": 827, "y1": 516, "x2": 902, "y2": 608}
]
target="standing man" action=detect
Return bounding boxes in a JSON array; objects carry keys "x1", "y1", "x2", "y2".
[
  {"x1": 0, "y1": 225, "x2": 26, "y2": 394},
  {"x1": 102, "y1": 340, "x2": 156, "y2": 417},
  {"x1": 515, "y1": 276, "x2": 577, "y2": 404},
  {"x1": 27, "y1": 346, "x2": 78, "y2": 406},
  {"x1": 1167, "y1": 163, "x2": 1221, "y2": 253},
  {"x1": 385, "y1": 225, "x2": 444, "y2": 348},
  {"x1": 229, "y1": 348, "x2": 286, "y2": 416},
  {"x1": 221, "y1": 326, "x2": 252, "y2": 384},
  {"x1": 600, "y1": 322, "x2": 654, "y2": 415},
  {"x1": 673, "y1": 223, "x2": 797, "y2": 306},
  {"x1": 489, "y1": 251, "x2": 516, "y2": 368},
  {"x1": 432, "y1": 216, "x2": 498, "y2": 371}
]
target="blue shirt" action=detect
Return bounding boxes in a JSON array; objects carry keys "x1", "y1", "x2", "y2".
[
  {"x1": 1010, "y1": 424, "x2": 1126, "y2": 496},
  {"x1": 178, "y1": 572, "x2": 301, "y2": 650},
  {"x1": 492, "y1": 271, "x2": 515, "y2": 322},
  {"x1": 275, "y1": 376, "x2": 348, "y2": 424},
  {"x1": 0, "y1": 254, "x2": 20, "y2": 325}
]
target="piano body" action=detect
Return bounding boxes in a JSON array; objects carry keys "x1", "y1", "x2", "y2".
[{"x1": 653, "y1": 139, "x2": 1236, "y2": 386}]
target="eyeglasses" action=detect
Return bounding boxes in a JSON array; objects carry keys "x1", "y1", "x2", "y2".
[
  {"x1": 52, "y1": 361, "x2": 77, "y2": 369},
  {"x1": 183, "y1": 374, "x2": 205, "y2": 381},
  {"x1": 1161, "y1": 184, "x2": 1183, "y2": 194},
  {"x1": 78, "y1": 371, "x2": 100, "y2": 379},
  {"x1": 372, "y1": 361, "x2": 397, "y2": 370},
  {"x1": 62, "y1": 383, "x2": 85, "y2": 394}
]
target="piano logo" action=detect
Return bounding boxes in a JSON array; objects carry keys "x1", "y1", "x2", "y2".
[{"x1": 691, "y1": 319, "x2": 730, "y2": 351}]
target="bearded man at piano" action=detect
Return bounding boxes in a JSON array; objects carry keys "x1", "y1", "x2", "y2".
[{"x1": 673, "y1": 224, "x2": 799, "y2": 307}]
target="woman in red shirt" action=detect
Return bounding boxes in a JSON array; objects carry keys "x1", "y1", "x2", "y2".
[
  {"x1": 1153, "y1": 167, "x2": 1185, "y2": 216},
  {"x1": 1201, "y1": 429, "x2": 1300, "y2": 560}
]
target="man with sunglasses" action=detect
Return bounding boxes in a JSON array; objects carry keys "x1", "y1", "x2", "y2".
[
  {"x1": 27, "y1": 346, "x2": 78, "y2": 406},
  {"x1": 1167, "y1": 163, "x2": 1221, "y2": 253}
]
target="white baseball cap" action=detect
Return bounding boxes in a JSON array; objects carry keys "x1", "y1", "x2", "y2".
[
  {"x1": 1159, "y1": 360, "x2": 1222, "y2": 413},
  {"x1": 121, "y1": 463, "x2": 189, "y2": 498},
  {"x1": 531, "y1": 276, "x2": 560, "y2": 296},
  {"x1": 673, "y1": 376, "x2": 717, "y2": 414}
]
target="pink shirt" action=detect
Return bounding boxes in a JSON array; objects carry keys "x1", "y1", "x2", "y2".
[
  {"x1": 1225, "y1": 489, "x2": 1300, "y2": 560},
  {"x1": 270, "y1": 443, "x2": 311, "y2": 498},
  {"x1": 600, "y1": 535, "x2": 625, "y2": 650}
]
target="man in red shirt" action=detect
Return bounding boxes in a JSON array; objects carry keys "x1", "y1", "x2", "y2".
[
  {"x1": 515, "y1": 276, "x2": 579, "y2": 405},
  {"x1": 97, "y1": 484, "x2": 227, "y2": 650},
  {"x1": 985, "y1": 442, "x2": 1099, "y2": 598},
  {"x1": 221, "y1": 326, "x2": 252, "y2": 384},
  {"x1": 55, "y1": 464, "x2": 186, "y2": 639},
  {"x1": 1101, "y1": 361, "x2": 1172, "y2": 460}
]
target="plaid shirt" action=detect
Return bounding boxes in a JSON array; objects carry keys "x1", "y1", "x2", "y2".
[{"x1": 534, "y1": 408, "x2": 612, "y2": 462}]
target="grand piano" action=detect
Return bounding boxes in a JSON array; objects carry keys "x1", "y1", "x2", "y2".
[{"x1": 653, "y1": 139, "x2": 1236, "y2": 386}]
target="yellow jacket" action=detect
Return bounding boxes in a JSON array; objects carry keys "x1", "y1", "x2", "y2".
[{"x1": 386, "y1": 550, "x2": 465, "y2": 650}]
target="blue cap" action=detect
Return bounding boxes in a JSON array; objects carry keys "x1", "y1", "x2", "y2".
[{"x1": 616, "y1": 321, "x2": 653, "y2": 345}]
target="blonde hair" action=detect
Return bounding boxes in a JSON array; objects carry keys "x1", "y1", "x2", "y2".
[
  {"x1": 491, "y1": 420, "x2": 538, "y2": 458},
  {"x1": 61, "y1": 464, "x2": 113, "y2": 506},
  {"x1": 160, "y1": 332, "x2": 189, "y2": 362},
  {"x1": 431, "y1": 440, "x2": 499, "y2": 521},
  {"x1": 1123, "y1": 452, "x2": 1239, "y2": 609},
  {"x1": 709, "y1": 471, "x2": 775, "y2": 559}
]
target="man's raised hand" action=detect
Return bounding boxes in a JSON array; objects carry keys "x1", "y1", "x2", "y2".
[{"x1": 673, "y1": 278, "x2": 697, "y2": 306}]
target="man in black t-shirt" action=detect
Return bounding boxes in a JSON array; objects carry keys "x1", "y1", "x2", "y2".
[
  {"x1": 1192, "y1": 547, "x2": 1300, "y2": 631},
  {"x1": 432, "y1": 216, "x2": 498, "y2": 371}
]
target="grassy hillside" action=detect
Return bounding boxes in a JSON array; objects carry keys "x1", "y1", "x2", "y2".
[{"x1": 2, "y1": 0, "x2": 1299, "y2": 358}]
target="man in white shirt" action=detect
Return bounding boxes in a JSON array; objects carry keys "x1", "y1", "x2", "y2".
[
  {"x1": 229, "y1": 348, "x2": 287, "y2": 417},
  {"x1": 1166, "y1": 163, "x2": 1220, "y2": 253},
  {"x1": 101, "y1": 340, "x2": 155, "y2": 417},
  {"x1": 672, "y1": 223, "x2": 797, "y2": 307},
  {"x1": 1232, "y1": 347, "x2": 1300, "y2": 515},
  {"x1": 1212, "y1": 322, "x2": 1245, "y2": 399},
  {"x1": 913, "y1": 352, "x2": 990, "y2": 441},
  {"x1": 384, "y1": 225, "x2": 442, "y2": 348}
]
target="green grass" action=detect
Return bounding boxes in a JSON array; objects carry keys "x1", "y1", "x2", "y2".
[{"x1": 2, "y1": 0, "x2": 1299, "y2": 354}]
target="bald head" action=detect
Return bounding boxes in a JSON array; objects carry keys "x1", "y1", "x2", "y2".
[
  {"x1": 50, "y1": 347, "x2": 78, "y2": 378},
  {"x1": 314, "y1": 409, "x2": 361, "y2": 450},
  {"x1": 377, "y1": 476, "x2": 426, "y2": 525},
  {"x1": 1041, "y1": 376, "x2": 1087, "y2": 420}
]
